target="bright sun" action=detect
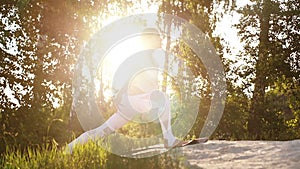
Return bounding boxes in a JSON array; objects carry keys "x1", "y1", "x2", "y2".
[
  {"x1": 101, "y1": 36, "x2": 144, "y2": 79},
  {"x1": 96, "y1": 34, "x2": 147, "y2": 100}
]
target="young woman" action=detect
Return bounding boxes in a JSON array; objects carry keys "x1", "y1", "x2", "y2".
[{"x1": 67, "y1": 28, "x2": 184, "y2": 153}]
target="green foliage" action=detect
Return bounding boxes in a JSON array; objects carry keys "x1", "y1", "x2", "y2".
[
  {"x1": 213, "y1": 84, "x2": 249, "y2": 140},
  {"x1": 235, "y1": 0, "x2": 300, "y2": 139},
  {"x1": 1, "y1": 141, "x2": 187, "y2": 169},
  {"x1": 158, "y1": 0, "x2": 235, "y2": 139},
  {"x1": 0, "y1": 0, "x2": 133, "y2": 154}
]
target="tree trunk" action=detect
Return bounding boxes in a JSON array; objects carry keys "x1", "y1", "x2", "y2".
[{"x1": 248, "y1": 0, "x2": 271, "y2": 139}]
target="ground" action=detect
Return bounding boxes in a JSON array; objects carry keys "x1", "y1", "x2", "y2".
[{"x1": 176, "y1": 140, "x2": 300, "y2": 169}]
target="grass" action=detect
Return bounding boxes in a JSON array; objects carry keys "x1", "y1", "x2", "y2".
[{"x1": 1, "y1": 141, "x2": 188, "y2": 169}]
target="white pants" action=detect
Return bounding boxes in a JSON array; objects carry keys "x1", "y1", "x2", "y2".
[{"x1": 68, "y1": 90, "x2": 175, "y2": 151}]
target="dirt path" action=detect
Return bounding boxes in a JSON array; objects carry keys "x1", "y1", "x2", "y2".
[{"x1": 180, "y1": 140, "x2": 300, "y2": 169}]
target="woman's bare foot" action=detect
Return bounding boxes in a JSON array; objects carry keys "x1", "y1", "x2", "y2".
[
  {"x1": 164, "y1": 139, "x2": 189, "y2": 148},
  {"x1": 164, "y1": 137, "x2": 209, "y2": 148}
]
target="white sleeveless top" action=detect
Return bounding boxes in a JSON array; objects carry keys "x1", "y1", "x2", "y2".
[{"x1": 112, "y1": 49, "x2": 165, "y2": 96}]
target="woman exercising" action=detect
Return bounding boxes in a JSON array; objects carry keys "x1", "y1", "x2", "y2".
[{"x1": 67, "y1": 28, "x2": 184, "y2": 153}]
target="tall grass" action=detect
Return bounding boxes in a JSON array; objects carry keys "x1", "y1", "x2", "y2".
[{"x1": 1, "y1": 141, "x2": 187, "y2": 169}]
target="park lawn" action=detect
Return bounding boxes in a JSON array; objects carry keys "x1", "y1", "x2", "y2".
[{"x1": 1, "y1": 141, "x2": 186, "y2": 169}]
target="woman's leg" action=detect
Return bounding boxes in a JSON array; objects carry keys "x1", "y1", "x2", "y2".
[
  {"x1": 128, "y1": 90, "x2": 177, "y2": 146},
  {"x1": 67, "y1": 111, "x2": 129, "y2": 152},
  {"x1": 156, "y1": 94, "x2": 176, "y2": 147},
  {"x1": 67, "y1": 93, "x2": 149, "y2": 152}
]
